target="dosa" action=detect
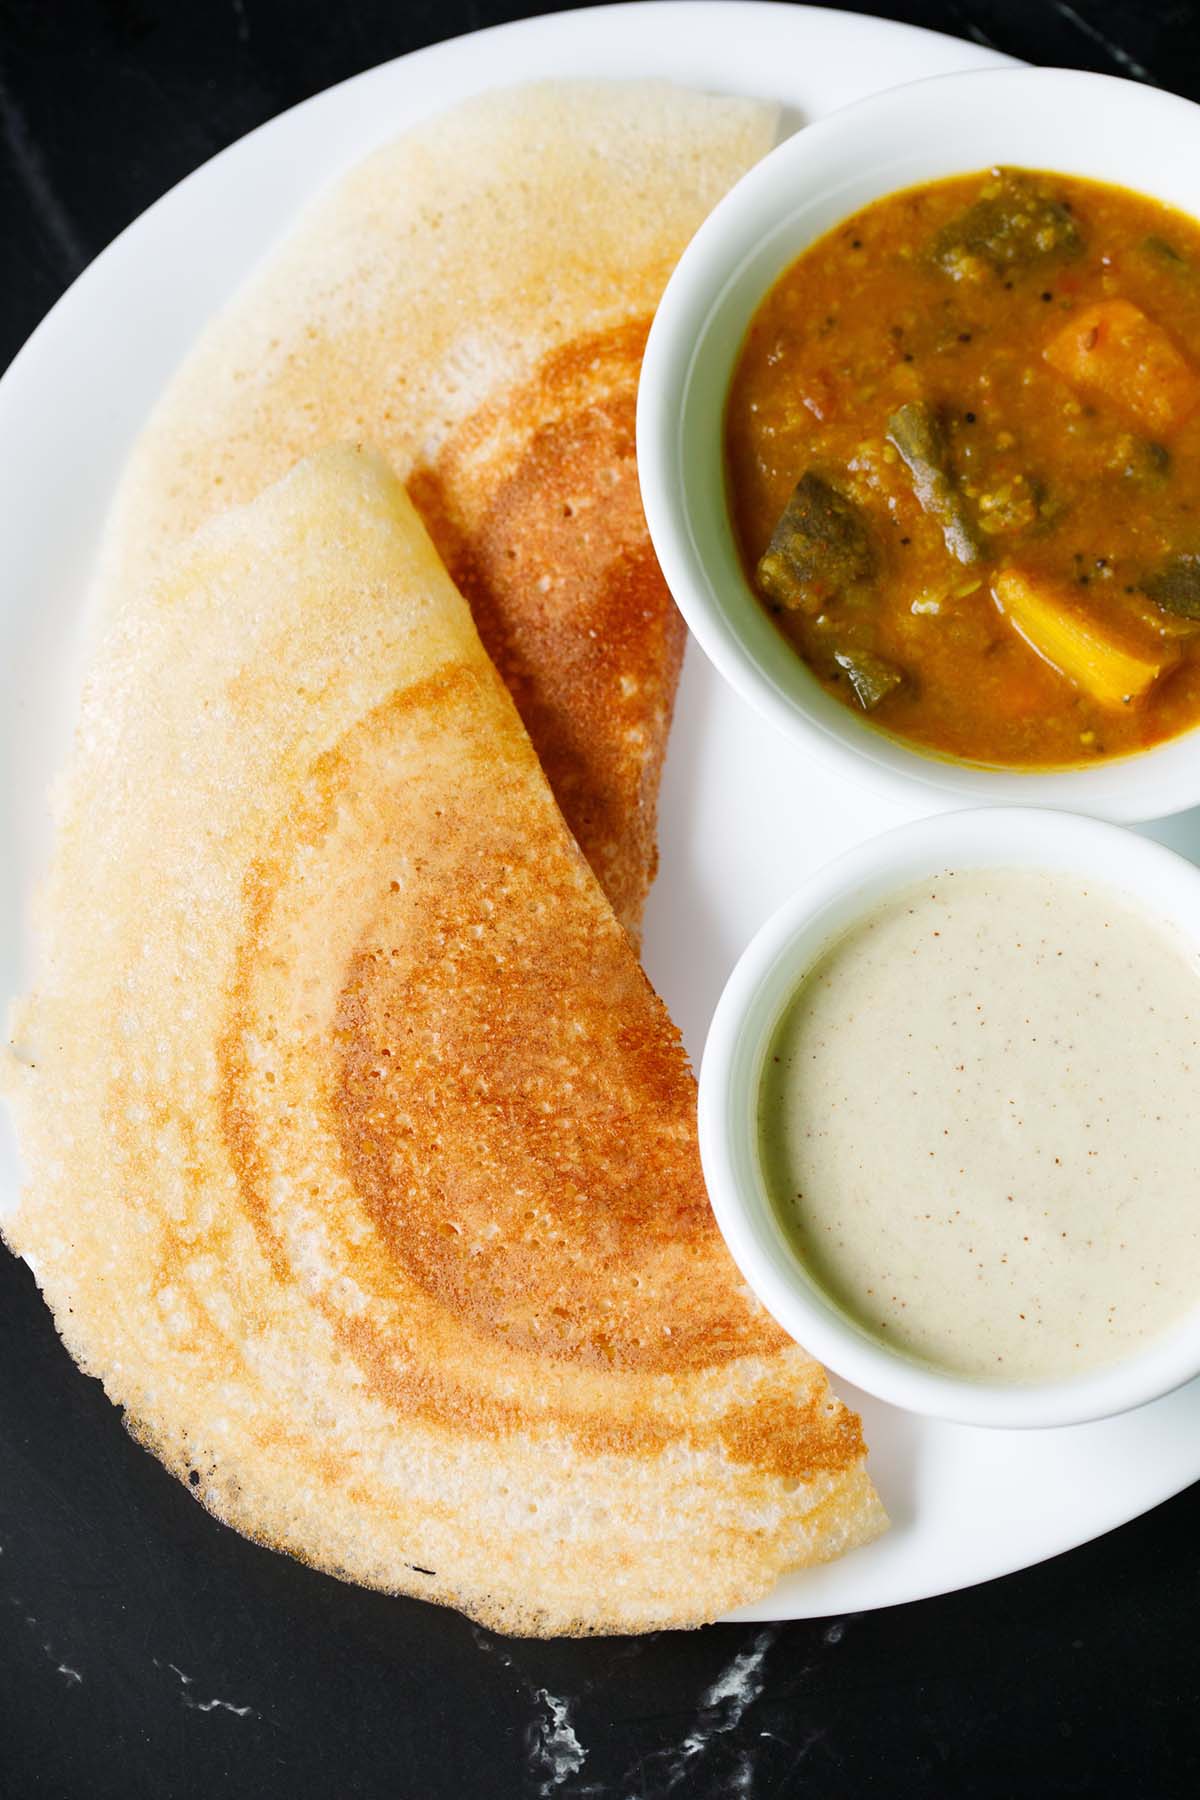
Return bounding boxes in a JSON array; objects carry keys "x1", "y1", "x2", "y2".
[
  {"x1": 95, "y1": 81, "x2": 779, "y2": 934},
  {"x1": 5, "y1": 448, "x2": 884, "y2": 1635}
]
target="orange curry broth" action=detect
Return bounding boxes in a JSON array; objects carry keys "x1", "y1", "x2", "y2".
[{"x1": 725, "y1": 168, "x2": 1200, "y2": 767}]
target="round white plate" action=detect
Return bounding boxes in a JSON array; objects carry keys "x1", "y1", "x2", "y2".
[{"x1": 3, "y1": 0, "x2": 1198, "y2": 1624}]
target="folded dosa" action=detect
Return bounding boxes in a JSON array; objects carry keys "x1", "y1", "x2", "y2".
[
  {"x1": 4, "y1": 448, "x2": 884, "y2": 1635},
  {"x1": 96, "y1": 81, "x2": 779, "y2": 936}
]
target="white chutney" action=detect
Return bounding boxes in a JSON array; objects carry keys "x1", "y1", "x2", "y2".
[{"x1": 758, "y1": 868, "x2": 1200, "y2": 1383}]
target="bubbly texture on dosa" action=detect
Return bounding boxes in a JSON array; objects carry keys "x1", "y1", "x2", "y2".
[
  {"x1": 5, "y1": 449, "x2": 883, "y2": 1635},
  {"x1": 97, "y1": 81, "x2": 778, "y2": 935}
]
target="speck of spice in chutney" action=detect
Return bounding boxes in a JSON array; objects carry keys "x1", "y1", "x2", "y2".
[{"x1": 757, "y1": 868, "x2": 1200, "y2": 1383}]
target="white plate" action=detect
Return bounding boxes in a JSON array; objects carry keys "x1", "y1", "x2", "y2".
[{"x1": 2, "y1": 0, "x2": 1198, "y2": 1624}]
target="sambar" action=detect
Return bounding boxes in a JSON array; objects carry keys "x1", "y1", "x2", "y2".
[{"x1": 725, "y1": 168, "x2": 1200, "y2": 767}]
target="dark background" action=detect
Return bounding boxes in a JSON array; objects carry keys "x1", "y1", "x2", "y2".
[{"x1": 2, "y1": 3, "x2": 1199, "y2": 1796}]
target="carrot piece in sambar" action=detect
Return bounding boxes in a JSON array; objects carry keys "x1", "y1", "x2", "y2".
[{"x1": 1044, "y1": 299, "x2": 1200, "y2": 436}]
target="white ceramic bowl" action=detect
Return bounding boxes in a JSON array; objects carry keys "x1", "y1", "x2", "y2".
[
  {"x1": 637, "y1": 67, "x2": 1200, "y2": 821},
  {"x1": 699, "y1": 807, "x2": 1200, "y2": 1428}
]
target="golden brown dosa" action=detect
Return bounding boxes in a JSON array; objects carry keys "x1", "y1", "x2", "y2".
[
  {"x1": 95, "y1": 81, "x2": 779, "y2": 935},
  {"x1": 4, "y1": 448, "x2": 884, "y2": 1635}
]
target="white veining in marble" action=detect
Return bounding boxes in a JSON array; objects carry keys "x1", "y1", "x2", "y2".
[
  {"x1": 472, "y1": 1625, "x2": 591, "y2": 1795},
  {"x1": 8, "y1": 1591, "x2": 85, "y2": 1687},
  {"x1": 963, "y1": 21, "x2": 1000, "y2": 52},
  {"x1": 629, "y1": 1625, "x2": 780, "y2": 1797},
  {"x1": 686, "y1": 1626, "x2": 778, "y2": 1743},
  {"x1": 527, "y1": 1689, "x2": 588, "y2": 1796},
  {"x1": 186, "y1": 1696, "x2": 257, "y2": 1717},
  {"x1": 470, "y1": 1615, "x2": 863, "y2": 1796},
  {"x1": 728, "y1": 1748, "x2": 757, "y2": 1796},
  {"x1": 155, "y1": 1657, "x2": 257, "y2": 1720},
  {"x1": 1052, "y1": 0, "x2": 1154, "y2": 81},
  {"x1": 0, "y1": 64, "x2": 85, "y2": 272}
]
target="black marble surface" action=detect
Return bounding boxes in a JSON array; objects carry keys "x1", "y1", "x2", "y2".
[{"x1": 3, "y1": 2, "x2": 1200, "y2": 1795}]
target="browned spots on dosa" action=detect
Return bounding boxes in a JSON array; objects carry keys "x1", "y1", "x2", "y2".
[
  {"x1": 332, "y1": 859, "x2": 771, "y2": 1376},
  {"x1": 410, "y1": 319, "x2": 685, "y2": 937},
  {"x1": 329, "y1": 1311, "x2": 857, "y2": 1485},
  {"x1": 719, "y1": 1393, "x2": 867, "y2": 1484},
  {"x1": 211, "y1": 671, "x2": 822, "y2": 1479}
]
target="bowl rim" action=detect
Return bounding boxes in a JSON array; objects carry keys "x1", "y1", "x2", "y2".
[
  {"x1": 637, "y1": 63, "x2": 1200, "y2": 822},
  {"x1": 697, "y1": 806, "x2": 1200, "y2": 1429}
]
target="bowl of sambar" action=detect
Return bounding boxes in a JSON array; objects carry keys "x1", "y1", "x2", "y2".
[{"x1": 638, "y1": 66, "x2": 1200, "y2": 821}]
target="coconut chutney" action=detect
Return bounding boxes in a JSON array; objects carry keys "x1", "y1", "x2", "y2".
[{"x1": 759, "y1": 868, "x2": 1200, "y2": 1382}]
